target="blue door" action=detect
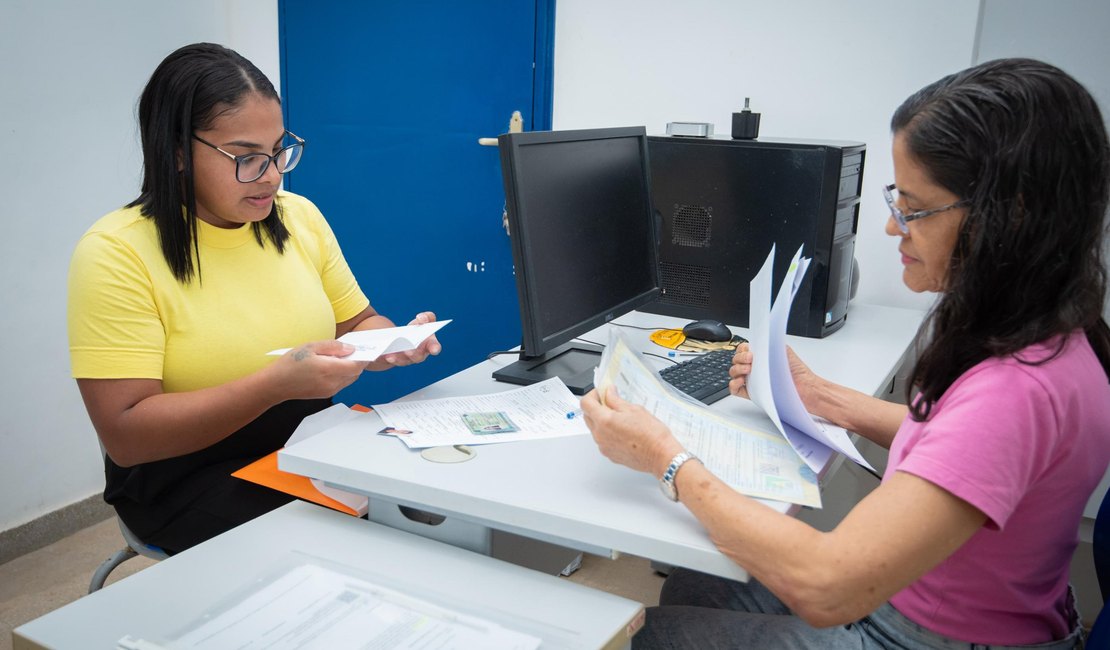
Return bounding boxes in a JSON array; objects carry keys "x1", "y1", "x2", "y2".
[{"x1": 279, "y1": 1, "x2": 554, "y2": 404}]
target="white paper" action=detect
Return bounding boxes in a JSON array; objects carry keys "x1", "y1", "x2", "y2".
[
  {"x1": 748, "y1": 247, "x2": 874, "y2": 472},
  {"x1": 162, "y1": 563, "x2": 540, "y2": 650},
  {"x1": 286, "y1": 404, "x2": 362, "y2": 447},
  {"x1": 268, "y1": 320, "x2": 451, "y2": 361},
  {"x1": 745, "y1": 244, "x2": 785, "y2": 436},
  {"x1": 284, "y1": 405, "x2": 368, "y2": 516},
  {"x1": 372, "y1": 378, "x2": 589, "y2": 449},
  {"x1": 594, "y1": 332, "x2": 821, "y2": 507}
]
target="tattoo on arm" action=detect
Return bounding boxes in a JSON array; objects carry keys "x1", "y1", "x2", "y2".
[{"x1": 293, "y1": 348, "x2": 310, "y2": 362}]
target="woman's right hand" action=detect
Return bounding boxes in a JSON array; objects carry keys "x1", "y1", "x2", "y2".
[
  {"x1": 266, "y1": 340, "x2": 370, "y2": 401},
  {"x1": 728, "y1": 342, "x2": 823, "y2": 411}
]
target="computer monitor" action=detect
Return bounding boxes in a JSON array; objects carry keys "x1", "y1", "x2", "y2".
[{"x1": 493, "y1": 126, "x2": 661, "y2": 394}]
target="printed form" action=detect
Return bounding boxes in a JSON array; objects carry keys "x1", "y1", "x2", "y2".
[
  {"x1": 593, "y1": 332, "x2": 821, "y2": 508},
  {"x1": 372, "y1": 377, "x2": 589, "y2": 449},
  {"x1": 119, "y1": 562, "x2": 540, "y2": 650}
]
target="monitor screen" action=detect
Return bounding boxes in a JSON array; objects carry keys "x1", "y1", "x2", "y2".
[{"x1": 493, "y1": 127, "x2": 661, "y2": 393}]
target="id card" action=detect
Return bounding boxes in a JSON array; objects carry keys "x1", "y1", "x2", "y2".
[{"x1": 461, "y1": 411, "x2": 519, "y2": 435}]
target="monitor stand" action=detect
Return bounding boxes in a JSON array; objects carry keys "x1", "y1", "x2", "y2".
[{"x1": 491, "y1": 341, "x2": 603, "y2": 395}]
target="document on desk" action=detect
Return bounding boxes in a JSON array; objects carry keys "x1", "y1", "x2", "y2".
[
  {"x1": 267, "y1": 320, "x2": 451, "y2": 362},
  {"x1": 747, "y1": 246, "x2": 874, "y2": 473},
  {"x1": 594, "y1": 331, "x2": 821, "y2": 507},
  {"x1": 372, "y1": 377, "x2": 589, "y2": 449},
  {"x1": 135, "y1": 561, "x2": 540, "y2": 650}
]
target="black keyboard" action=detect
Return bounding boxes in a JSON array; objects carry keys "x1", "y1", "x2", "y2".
[{"x1": 659, "y1": 349, "x2": 735, "y2": 404}]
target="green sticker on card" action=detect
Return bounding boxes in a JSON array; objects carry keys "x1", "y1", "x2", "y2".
[{"x1": 461, "y1": 411, "x2": 519, "y2": 435}]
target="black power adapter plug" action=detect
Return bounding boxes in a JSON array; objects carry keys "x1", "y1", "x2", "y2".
[{"x1": 731, "y1": 97, "x2": 761, "y2": 140}]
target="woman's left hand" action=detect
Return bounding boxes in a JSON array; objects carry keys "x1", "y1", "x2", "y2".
[
  {"x1": 580, "y1": 386, "x2": 685, "y2": 477},
  {"x1": 380, "y1": 311, "x2": 442, "y2": 367}
]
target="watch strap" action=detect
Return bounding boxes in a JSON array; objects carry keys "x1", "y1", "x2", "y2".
[{"x1": 660, "y1": 451, "x2": 698, "y2": 502}]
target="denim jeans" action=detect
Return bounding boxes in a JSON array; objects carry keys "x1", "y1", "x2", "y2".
[{"x1": 632, "y1": 568, "x2": 1083, "y2": 650}]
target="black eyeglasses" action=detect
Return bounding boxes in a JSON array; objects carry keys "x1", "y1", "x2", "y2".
[
  {"x1": 193, "y1": 131, "x2": 305, "y2": 183},
  {"x1": 883, "y1": 183, "x2": 968, "y2": 234}
]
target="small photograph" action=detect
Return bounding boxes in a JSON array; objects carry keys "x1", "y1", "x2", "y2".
[{"x1": 378, "y1": 426, "x2": 413, "y2": 437}]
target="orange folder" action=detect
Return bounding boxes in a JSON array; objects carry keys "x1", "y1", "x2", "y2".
[{"x1": 232, "y1": 404, "x2": 371, "y2": 517}]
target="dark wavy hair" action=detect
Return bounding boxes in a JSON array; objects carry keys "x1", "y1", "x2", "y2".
[
  {"x1": 892, "y1": 58, "x2": 1110, "y2": 420},
  {"x1": 127, "y1": 42, "x2": 290, "y2": 283}
]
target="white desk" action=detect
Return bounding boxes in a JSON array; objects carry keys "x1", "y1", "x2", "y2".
[
  {"x1": 13, "y1": 501, "x2": 643, "y2": 650},
  {"x1": 280, "y1": 304, "x2": 925, "y2": 582}
]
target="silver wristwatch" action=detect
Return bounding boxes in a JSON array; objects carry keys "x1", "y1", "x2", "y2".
[{"x1": 660, "y1": 451, "x2": 698, "y2": 502}]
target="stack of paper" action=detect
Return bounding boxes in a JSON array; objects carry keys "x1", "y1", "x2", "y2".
[
  {"x1": 746, "y1": 245, "x2": 874, "y2": 473},
  {"x1": 593, "y1": 332, "x2": 822, "y2": 507},
  {"x1": 590, "y1": 243, "x2": 876, "y2": 507}
]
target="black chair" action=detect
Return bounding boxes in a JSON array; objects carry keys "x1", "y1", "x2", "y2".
[{"x1": 1087, "y1": 484, "x2": 1110, "y2": 647}]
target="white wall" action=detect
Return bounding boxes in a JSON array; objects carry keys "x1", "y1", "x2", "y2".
[
  {"x1": 552, "y1": 0, "x2": 981, "y2": 313},
  {"x1": 0, "y1": 0, "x2": 279, "y2": 531}
]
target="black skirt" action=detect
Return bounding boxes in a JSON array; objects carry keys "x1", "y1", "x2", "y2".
[{"x1": 104, "y1": 398, "x2": 331, "y2": 554}]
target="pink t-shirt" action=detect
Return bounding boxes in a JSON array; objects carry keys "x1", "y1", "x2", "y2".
[{"x1": 887, "y1": 333, "x2": 1110, "y2": 644}]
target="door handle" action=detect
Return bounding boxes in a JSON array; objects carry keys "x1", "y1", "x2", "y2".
[
  {"x1": 480, "y1": 111, "x2": 525, "y2": 237},
  {"x1": 478, "y1": 110, "x2": 524, "y2": 145}
]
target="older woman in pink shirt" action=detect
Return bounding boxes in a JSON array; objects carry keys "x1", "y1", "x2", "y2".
[{"x1": 583, "y1": 58, "x2": 1110, "y2": 649}]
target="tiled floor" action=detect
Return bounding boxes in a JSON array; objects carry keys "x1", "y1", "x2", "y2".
[
  {"x1": 0, "y1": 514, "x2": 663, "y2": 650},
  {"x1": 0, "y1": 517, "x2": 158, "y2": 650}
]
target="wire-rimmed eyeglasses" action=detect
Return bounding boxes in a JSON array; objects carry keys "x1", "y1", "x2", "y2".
[
  {"x1": 882, "y1": 183, "x2": 968, "y2": 234},
  {"x1": 193, "y1": 131, "x2": 305, "y2": 183}
]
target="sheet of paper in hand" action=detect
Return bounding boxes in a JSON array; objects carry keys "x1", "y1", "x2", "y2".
[{"x1": 268, "y1": 320, "x2": 451, "y2": 362}]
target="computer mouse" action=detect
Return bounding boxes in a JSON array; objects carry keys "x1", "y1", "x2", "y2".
[{"x1": 682, "y1": 319, "x2": 732, "y2": 342}]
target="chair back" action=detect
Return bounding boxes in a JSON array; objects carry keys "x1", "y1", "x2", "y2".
[
  {"x1": 1087, "y1": 484, "x2": 1110, "y2": 647},
  {"x1": 1096, "y1": 485, "x2": 1110, "y2": 602}
]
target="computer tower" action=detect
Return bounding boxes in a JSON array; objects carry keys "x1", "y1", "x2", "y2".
[{"x1": 643, "y1": 135, "x2": 864, "y2": 338}]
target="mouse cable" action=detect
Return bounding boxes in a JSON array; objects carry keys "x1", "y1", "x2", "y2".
[
  {"x1": 642, "y1": 351, "x2": 680, "y2": 365},
  {"x1": 609, "y1": 322, "x2": 676, "y2": 331}
]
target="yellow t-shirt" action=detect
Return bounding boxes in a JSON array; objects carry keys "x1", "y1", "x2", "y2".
[{"x1": 67, "y1": 191, "x2": 369, "y2": 393}]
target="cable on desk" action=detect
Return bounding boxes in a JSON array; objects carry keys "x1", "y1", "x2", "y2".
[
  {"x1": 487, "y1": 340, "x2": 605, "y2": 361},
  {"x1": 642, "y1": 352, "x2": 680, "y2": 364},
  {"x1": 608, "y1": 322, "x2": 676, "y2": 331},
  {"x1": 486, "y1": 350, "x2": 520, "y2": 361}
]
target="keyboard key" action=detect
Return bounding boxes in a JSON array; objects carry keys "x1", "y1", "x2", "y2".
[{"x1": 658, "y1": 349, "x2": 735, "y2": 404}]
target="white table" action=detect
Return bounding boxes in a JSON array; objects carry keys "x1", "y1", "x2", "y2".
[
  {"x1": 13, "y1": 501, "x2": 644, "y2": 650},
  {"x1": 280, "y1": 304, "x2": 925, "y2": 582}
]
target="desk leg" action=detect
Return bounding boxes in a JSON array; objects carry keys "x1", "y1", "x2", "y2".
[{"x1": 492, "y1": 530, "x2": 583, "y2": 576}]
